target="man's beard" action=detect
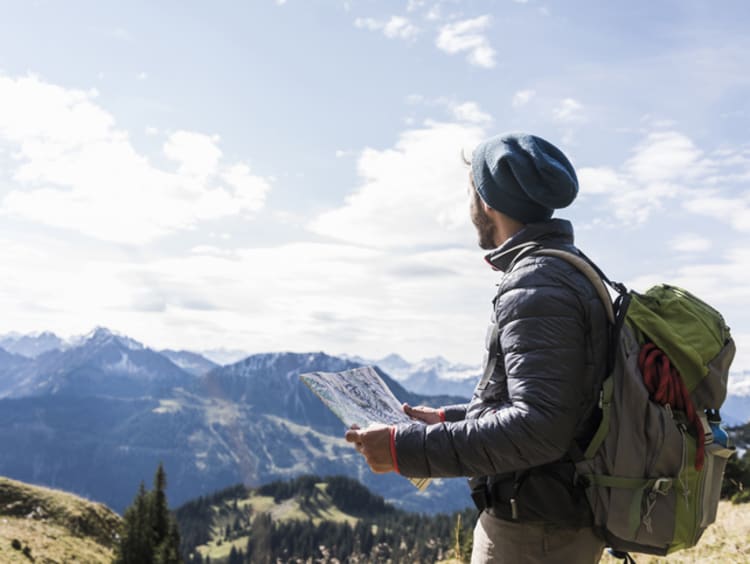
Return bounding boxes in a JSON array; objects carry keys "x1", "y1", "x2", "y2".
[{"x1": 471, "y1": 191, "x2": 497, "y2": 250}]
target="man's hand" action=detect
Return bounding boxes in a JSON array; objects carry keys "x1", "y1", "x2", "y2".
[
  {"x1": 345, "y1": 424, "x2": 394, "y2": 474},
  {"x1": 402, "y1": 403, "x2": 443, "y2": 424}
]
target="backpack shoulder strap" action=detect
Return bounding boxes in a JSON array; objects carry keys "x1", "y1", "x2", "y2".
[{"x1": 532, "y1": 248, "x2": 616, "y2": 325}]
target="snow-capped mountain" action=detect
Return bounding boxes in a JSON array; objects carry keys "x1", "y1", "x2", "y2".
[
  {"x1": 0, "y1": 331, "x2": 66, "y2": 358},
  {"x1": 1, "y1": 327, "x2": 194, "y2": 399},
  {"x1": 0, "y1": 344, "x2": 469, "y2": 514},
  {"x1": 355, "y1": 353, "x2": 478, "y2": 399}
]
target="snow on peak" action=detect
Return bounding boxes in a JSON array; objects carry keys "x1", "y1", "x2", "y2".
[{"x1": 76, "y1": 327, "x2": 145, "y2": 351}]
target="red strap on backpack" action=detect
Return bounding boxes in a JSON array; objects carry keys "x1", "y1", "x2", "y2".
[{"x1": 638, "y1": 343, "x2": 705, "y2": 470}]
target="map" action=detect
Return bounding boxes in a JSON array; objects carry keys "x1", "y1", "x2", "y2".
[{"x1": 300, "y1": 366, "x2": 431, "y2": 491}]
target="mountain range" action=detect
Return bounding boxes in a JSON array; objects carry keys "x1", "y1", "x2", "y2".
[
  {"x1": 0, "y1": 328, "x2": 746, "y2": 518},
  {"x1": 0, "y1": 329, "x2": 471, "y2": 515}
]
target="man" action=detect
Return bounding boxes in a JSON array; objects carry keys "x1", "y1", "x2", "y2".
[{"x1": 346, "y1": 133, "x2": 609, "y2": 563}]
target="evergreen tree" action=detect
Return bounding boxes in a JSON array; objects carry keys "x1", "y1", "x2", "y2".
[
  {"x1": 115, "y1": 481, "x2": 154, "y2": 564},
  {"x1": 116, "y1": 464, "x2": 183, "y2": 564},
  {"x1": 153, "y1": 463, "x2": 170, "y2": 543}
]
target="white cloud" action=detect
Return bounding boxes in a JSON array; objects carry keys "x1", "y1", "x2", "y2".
[
  {"x1": 578, "y1": 131, "x2": 749, "y2": 226},
  {"x1": 553, "y1": 98, "x2": 585, "y2": 122},
  {"x1": 163, "y1": 130, "x2": 223, "y2": 179},
  {"x1": 625, "y1": 131, "x2": 705, "y2": 183},
  {"x1": 512, "y1": 89, "x2": 535, "y2": 107},
  {"x1": 669, "y1": 233, "x2": 712, "y2": 253},
  {"x1": 355, "y1": 16, "x2": 420, "y2": 41},
  {"x1": 137, "y1": 72, "x2": 148, "y2": 81},
  {"x1": 0, "y1": 74, "x2": 271, "y2": 244},
  {"x1": 145, "y1": 126, "x2": 159, "y2": 136},
  {"x1": 0, "y1": 236, "x2": 496, "y2": 364},
  {"x1": 309, "y1": 119, "x2": 487, "y2": 248},
  {"x1": 451, "y1": 101, "x2": 491, "y2": 124},
  {"x1": 354, "y1": 17, "x2": 379, "y2": 31},
  {"x1": 384, "y1": 16, "x2": 420, "y2": 40},
  {"x1": 436, "y1": 15, "x2": 496, "y2": 68},
  {"x1": 684, "y1": 195, "x2": 750, "y2": 232}
]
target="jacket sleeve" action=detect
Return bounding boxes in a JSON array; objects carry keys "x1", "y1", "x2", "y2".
[
  {"x1": 393, "y1": 271, "x2": 591, "y2": 478},
  {"x1": 442, "y1": 404, "x2": 467, "y2": 422}
]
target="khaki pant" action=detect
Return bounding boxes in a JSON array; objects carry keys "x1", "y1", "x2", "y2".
[{"x1": 471, "y1": 511, "x2": 605, "y2": 564}]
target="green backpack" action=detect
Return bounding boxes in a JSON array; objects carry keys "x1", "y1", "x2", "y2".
[{"x1": 533, "y1": 247, "x2": 736, "y2": 557}]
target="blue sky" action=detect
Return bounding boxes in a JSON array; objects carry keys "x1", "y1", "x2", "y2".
[{"x1": 0, "y1": 0, "x2": 748, "y2": 376}]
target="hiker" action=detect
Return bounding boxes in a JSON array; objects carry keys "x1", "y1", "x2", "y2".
[{"x1": 346, "y1": 133, "x2": 609, "y2": 563}]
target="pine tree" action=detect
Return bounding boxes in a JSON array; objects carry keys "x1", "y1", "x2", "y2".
[
  {"x1": 115, "y1": 481, "x2": 154, "y2": 564},
  {"x1": 116, "y1": 463, "x2": 183, "y2": 564},
  {"x1": 153, "y1": 463, "x2": 170, "y2": 544}
]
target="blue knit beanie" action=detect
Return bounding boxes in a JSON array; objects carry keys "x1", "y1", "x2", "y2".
[{"x1": 471, "y1": 133, "x2": 578, "y2": 223}]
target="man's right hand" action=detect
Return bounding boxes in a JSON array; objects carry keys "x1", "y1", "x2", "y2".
[{"x1": 402, "y1": 403, "x2": 443, "y2": 424}]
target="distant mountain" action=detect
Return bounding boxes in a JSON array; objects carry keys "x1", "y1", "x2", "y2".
[
  {"x1": 362, "y1": 353, "x2": 477, "y2": 399},
  {"x1": 161, "y1": 349, "x2": 219, "y2": 376},
  {"x1": 0, "y1": 343, "x2": 470, "y2": 514},
  {"x1": 200, "y1": 347, "x2": 252, "y2": 366},
  {"x1": 1, "y1": 327, "x2": 194, "y2": 399},
  {"x1": 0, "y1": 331, "x2": 65, "y2": 358},
  {"x1": 724, "y1": 371, "x2": 750, "y2": 426},
  {"x1": 0, "y1": 347, "x2": 33, "y2": 396}
]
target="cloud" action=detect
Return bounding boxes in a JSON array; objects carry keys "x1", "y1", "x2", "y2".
[
  {"x1": 309, "y1": 118, "x2": 487, "y2": 248},
  {"x1": 355, "y1": 16, "x2": 420, "y2": 41},
  {"x1": 577, "y1": 131, "x2": 750, "y2": 226},
  {"x1": 684, "y1": 195, "x2": 750, "y2": 232},
  {"x1": 0, "y1": 74, "x2": 271, "y2": 244},
  {"x1": 436, "y1": 15, "x2": 496, "y2": 68},
  {"x1": 552, "y1": 98, "x2": 585, "y2": 122},
  {"x1": 668, "y1": 233, "x2": 712, "y2": 253},
  {"x1": 512, "y1": 89, "x2": 535, "y2": 107},
  {"x1": 625, "y1": 131, "x2": 706, "y2": 183},
  {"x1": 451, "y1": 101, "x2": 492, "y2": 124},
  {"x1": 0, "y1": 234, "x2": 496, "y2": 363}
]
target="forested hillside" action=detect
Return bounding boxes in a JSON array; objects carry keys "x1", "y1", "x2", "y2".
[{"x1": 175, "y1": 475, "x2": 476, "y2": 563}]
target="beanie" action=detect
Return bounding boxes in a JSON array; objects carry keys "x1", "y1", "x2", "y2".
[{"x1": 471, "y1": 133, "x2": 578, "y2": 223}]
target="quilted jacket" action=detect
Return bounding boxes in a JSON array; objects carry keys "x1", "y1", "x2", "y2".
[{"x1": 393, "y1": 219, "x2": 609, "y2": 506}]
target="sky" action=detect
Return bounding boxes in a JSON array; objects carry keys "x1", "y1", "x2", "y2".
[{"x1": 0, "y1": 0, "x2": 748, "y2": 372}]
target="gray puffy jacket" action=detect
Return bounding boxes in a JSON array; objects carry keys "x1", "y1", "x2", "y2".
[{"x1": 394, "y1": 219, "x2": 608, "y2": 493}]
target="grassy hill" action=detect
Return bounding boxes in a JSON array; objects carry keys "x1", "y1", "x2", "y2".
[{"x1": 0, "y1": 476, "x2": 121, "y2": 563}]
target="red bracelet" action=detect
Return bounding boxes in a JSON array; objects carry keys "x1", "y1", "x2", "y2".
[
  {"x1": 389, "y1": 426, "x2": 400, "y2": 474},
  {"x1": 439, "y1": 409, "x2": 446, "y2": 422}
]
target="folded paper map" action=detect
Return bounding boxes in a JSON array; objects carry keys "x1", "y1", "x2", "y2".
[{"x1": 300, "y1": 366, "x2": 430, "y2": 491}]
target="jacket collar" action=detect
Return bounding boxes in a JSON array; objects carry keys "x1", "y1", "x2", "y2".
[{"x1": 484, "y1": 218, "x2": 575, "y2": 272}]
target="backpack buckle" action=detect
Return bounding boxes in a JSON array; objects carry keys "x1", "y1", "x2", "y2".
[{"x1": 652, "y1": 478, "x2": 673, "y2": 495}]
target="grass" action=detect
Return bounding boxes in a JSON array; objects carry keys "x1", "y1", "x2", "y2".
[{"x1": 0, "y1": 476, "x2": 121, "y2": 563}]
